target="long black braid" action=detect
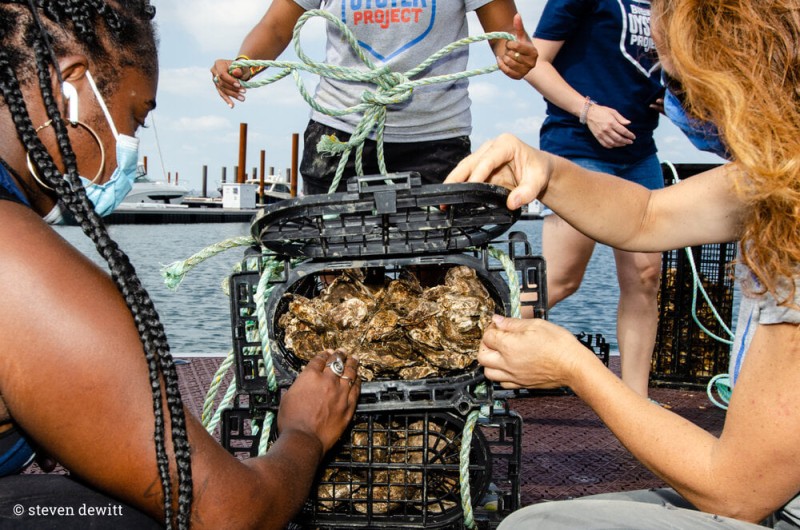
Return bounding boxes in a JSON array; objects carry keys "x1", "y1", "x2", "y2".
[{"x1": 0, "y1": 2, "x2": 192, "y2": 528}]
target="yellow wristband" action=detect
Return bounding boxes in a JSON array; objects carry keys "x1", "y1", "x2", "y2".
[{"x1": 234, "y1": 54, "x2": 264, "y2": 76}]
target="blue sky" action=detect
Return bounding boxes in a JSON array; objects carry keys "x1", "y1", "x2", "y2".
[{"x1": 143, "y1": 0, "x2": 724, "y2": 193}]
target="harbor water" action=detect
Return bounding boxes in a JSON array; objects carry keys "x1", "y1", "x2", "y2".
[{"x1": 55, "y1": 219, "x2": 624, "y2": 356}]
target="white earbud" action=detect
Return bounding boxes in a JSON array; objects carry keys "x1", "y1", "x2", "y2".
[{"x1": 62, "y1": 81, "x2": 79, "y2": 124}]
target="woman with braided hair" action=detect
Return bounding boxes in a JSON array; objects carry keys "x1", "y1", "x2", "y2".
[{"x1": 0, "y1": 1, "x2": 360, "y2": 529}]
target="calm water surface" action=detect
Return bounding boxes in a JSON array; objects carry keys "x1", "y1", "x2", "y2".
[{"x1": 55, "y1": 220, "x2": 623, "y2": 355}]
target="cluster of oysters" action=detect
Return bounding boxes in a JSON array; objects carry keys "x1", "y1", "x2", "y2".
[
  {"x1": 317, "y1": 418, "x2": 462, "y2": 514},
  {"x1": 278, "y1": 265, "x2": 496, "y2": 380}
]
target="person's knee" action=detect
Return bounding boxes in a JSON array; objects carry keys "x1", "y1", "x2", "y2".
[
  {"x1": 618, "y1": 255, "x2": 661, "y2": 296},
  {"x1": 636, "y1": 263, "x2": 661, "y2": 293},
  {"x1": 547, "y1": 275, "x2": 582, "y2": 306}
]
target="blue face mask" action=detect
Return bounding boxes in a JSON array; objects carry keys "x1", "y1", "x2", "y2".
[
  {"x1": 42, "y1": 71, "x2": 140, "y2": 224},
  {"x1": 662, "y1": 73, "x2": 730, "y2": 160}
]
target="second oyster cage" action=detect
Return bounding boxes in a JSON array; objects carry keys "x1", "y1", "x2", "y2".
[
  {"x1": 229, "y1": 173, "x2": 547, "y2": 413},
  {"x1": 222, "y1": 400, "x2": 523, "y2": 530}
]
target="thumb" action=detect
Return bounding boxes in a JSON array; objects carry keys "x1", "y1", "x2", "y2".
[
  {"x1": 513, "y1": 14, "x2": 529, "y2": 41},
  {"x1": 611, "y1": 109, "x2": 632, "y2": 126},
  {"x1": 490, "y1": 314, "x2": 530, "y2": 332},
  {"x1": 508, "y1": 187, "x2": 537, "y2": 211}
]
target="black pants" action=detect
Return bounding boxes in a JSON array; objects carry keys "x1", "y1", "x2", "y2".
[
  {"x1": 0, "y1": 474, "x2": 162, "y2": 529},
  {"x1": 300, "y1": 120, "x2": 471, "y2": 195}
]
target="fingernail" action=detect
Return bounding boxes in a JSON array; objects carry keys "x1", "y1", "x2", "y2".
[{"x1": 492, "y1": 314, "x2": 505, "y2": 325}]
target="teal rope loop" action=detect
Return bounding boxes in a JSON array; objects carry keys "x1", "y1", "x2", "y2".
[
  {"x1": 707, "y1": 373, "x2": 732, "y2": 410},
  {"x1": 662, "y1": 161, "x2": 735, "y2": 411},
  {"x1": 231, "y1": 9, "x2": 515, "y2": 193}
]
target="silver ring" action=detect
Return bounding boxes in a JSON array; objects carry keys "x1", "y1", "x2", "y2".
[
  {"x1": 340, "y1": 375, "x2": 355, "y2": 387},
  {"x1": 326, "y1": 357, "x2": 345, "y2": 377},
  {"x1": 213, "y1": 75, "x2": 220, "y2": 84},
  {"x1": 514, "y1": 52, "x2": 520, "y2": 60}
]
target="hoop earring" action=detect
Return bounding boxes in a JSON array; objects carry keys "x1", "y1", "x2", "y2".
[{"x1": 26, "y1": 119, "x2": 106, "y2": 191}]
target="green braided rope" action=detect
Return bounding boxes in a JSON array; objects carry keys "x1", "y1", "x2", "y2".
[
  {"x1": 459, "y1": 408, "x2": 481, "y2": 530},
  {"x1": 205, "y1": 369, "x2": 239, "y2": 435},
  {"x1": 201, "y1": 349, "x2": 236, "y2": 429},
  {"x1": 161, "y1": 235, "x2": 256, "y2": 290},
  {"x1": 455, "y1": 248, "x2": 522, "y2": 525},
  {"x1": 231, "y1": 9, "x2": 515, "y2": 192},
  {"x1": 253, "y1": 257, "x2": 282, "y2": 455},
  {"x1": 254, "y1": 259, "x2": 280, "y2": 393},
  {"x1": 488, "y1": 246, "x2": 522, "y2": 318}
]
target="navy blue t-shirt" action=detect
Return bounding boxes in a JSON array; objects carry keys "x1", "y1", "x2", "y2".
[
  {"x1": 533, "y1": 0, "x2": 663, "y2": 163},
  {"x1": 0, "y1": 162, "x2": 30, "y2": 206}
]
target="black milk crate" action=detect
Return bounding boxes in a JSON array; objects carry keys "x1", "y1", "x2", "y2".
[
  {"x1": 652, "y1": 242, "x2": 737, "y2": 387},
  {"x1": 228, "y1": 237, "x2": 547, "y2": 413},
  {"x1": 220, "y1": 404, "x2": 522, "y2": 530},
  {"x1": 652, "y1": 162, "x2": 736, "y2": 387}
]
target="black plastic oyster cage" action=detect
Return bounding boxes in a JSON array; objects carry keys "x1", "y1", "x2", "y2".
[
  {"x1": 250, "y1": 172, "x2": 519, "y2": 259},
  {"x1": 221, "y1": 402, "x2": 522, "y2": 529},
  {"x1": 229, "y1": 174, "x2": 546, "y2": 411}
]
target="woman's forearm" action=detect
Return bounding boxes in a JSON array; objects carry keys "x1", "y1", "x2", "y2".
[{"x1": 539, "y1": 156, "x2": 744, "y2": 251}]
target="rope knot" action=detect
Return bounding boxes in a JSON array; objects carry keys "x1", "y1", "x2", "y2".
[
  {"x1": 361, "y1": 84, "x2": 412, "y2": 106},
  {"x1": 316, "y1": 133, "x2": 350, "y2": 156},
  {"x1": 233, "y1": 9, "x2": 514, "y2": 193}
]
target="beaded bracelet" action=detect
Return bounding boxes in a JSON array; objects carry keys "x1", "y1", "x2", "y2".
[
  {"x1": 235, "y1": 54, "x2": 265, "y2": 77},
  {"x1": 579, "y1": 96, "x2": 595, "y2": 125}
]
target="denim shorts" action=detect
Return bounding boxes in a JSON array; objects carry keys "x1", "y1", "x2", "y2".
[{"x1": 540, "y1": 153, "x2": 663, "y2": 216}]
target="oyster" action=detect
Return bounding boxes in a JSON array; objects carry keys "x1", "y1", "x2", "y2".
[
  {"x1": 318, "y1": 417, "x2": 463, "y2": 516},
  {"x1": 278, "y1": 266, "x2": 496, "y2": 380}
]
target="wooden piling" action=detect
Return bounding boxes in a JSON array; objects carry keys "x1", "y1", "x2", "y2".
[
  {"x1": 259, "y1": 150, "x2": 266, "y2": 205},
  {"x1": 237, "y1": 123, "x2": 247, "y2": 184}
]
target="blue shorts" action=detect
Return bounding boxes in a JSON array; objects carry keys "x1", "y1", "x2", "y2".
[
  {"x1": 540, "y1": 153, "x2": 663, "y2": 216},
  {"x1": 0, "y1": 425, "x2": 35, "y2": 477}
]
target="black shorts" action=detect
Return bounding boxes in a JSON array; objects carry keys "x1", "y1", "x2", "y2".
[{"x1": 300, "y1": 120, "x2": 471, "y2": 195}]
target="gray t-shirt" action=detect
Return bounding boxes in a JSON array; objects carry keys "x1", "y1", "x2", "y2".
[
  {"x1": 293, "y1": 0, "x2": 494, "y2": 142},
  {"x1": 730, "y1": 264, "x2": 800, "y2": 385},
  {"x1": 729, "y1": 260, "x2": 800, "y2": 525}
]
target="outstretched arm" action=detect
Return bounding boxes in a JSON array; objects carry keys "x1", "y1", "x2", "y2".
[
  {"x1": 445, "y1": 133, "x2": 744, "y2": 252},
  {"x1": 480, "y1": 315, "x2": 800, "y2": 523},
  {"x1": 0, "y1": 202, "x2": 359, "y2": 529},
  {"x1": 475, "y1": 1, "x2": 537, "y2": 79},
  {"x1": 210, "y1": 0, "x2": 306, "y2": 108}
]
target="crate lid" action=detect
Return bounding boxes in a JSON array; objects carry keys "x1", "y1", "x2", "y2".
[{"x1": 251, "y1": 172, "x2": 519, "y2": 259}]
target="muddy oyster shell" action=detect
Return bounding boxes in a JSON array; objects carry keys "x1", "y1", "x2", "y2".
[{"x1": 278, "y1": 266, "x2": 495, "y2": 380}]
